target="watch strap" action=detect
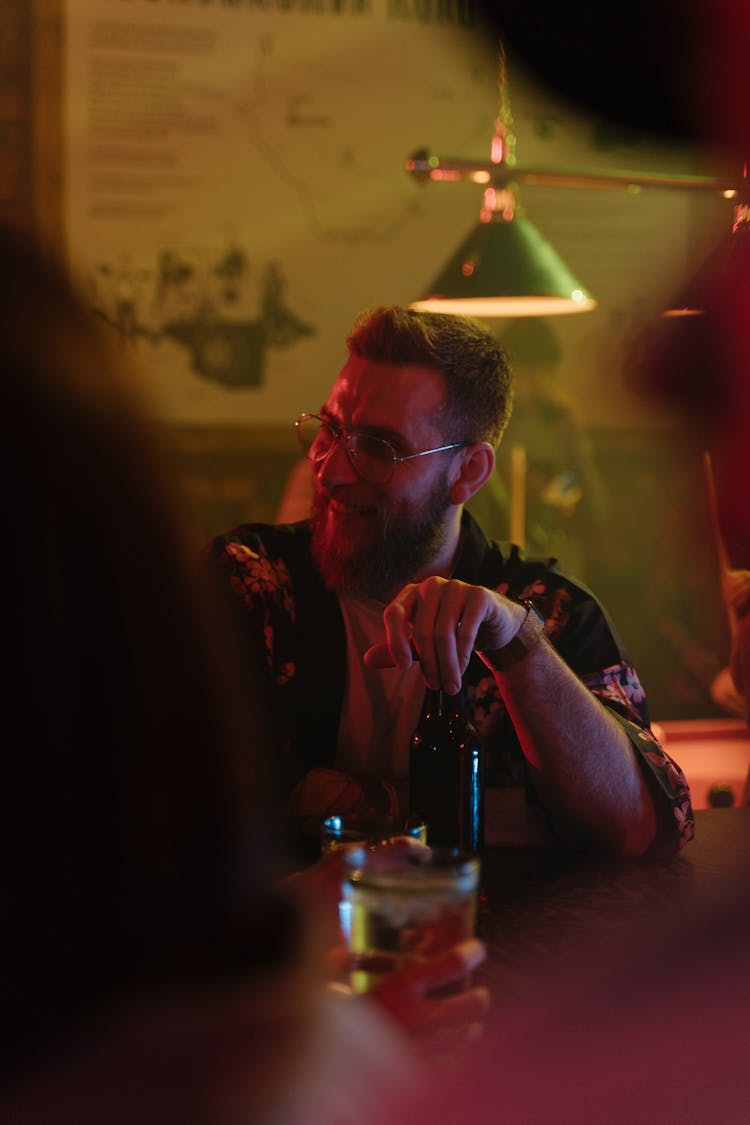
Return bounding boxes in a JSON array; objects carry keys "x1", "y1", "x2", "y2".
[{"x1": 477, "y1": 600, "x2": 546, "y2": 672}]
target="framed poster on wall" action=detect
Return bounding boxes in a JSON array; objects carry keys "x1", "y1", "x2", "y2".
[{"x1": 62, "y1": 0, "x2": 504, "y2": 426}]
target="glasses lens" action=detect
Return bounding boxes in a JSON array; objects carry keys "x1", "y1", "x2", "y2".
[
  {"x1": 297, "y1": 415, "x2": 335, "y2": 461},
  {"x1": 347, "y1": 433, "x2": 396, "y2": 483}
]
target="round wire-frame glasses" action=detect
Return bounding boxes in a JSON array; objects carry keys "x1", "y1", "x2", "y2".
[{"x1": 295, "y1": 412, "x2": 468, "y2": 485}]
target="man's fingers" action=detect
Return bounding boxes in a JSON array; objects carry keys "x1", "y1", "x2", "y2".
[
  {"x1": 402, "y1": 937, "x2": 486, "y2": 994},
  {"x1": 363, "y1": 642, "x2": 398, "y2": 669},
  {"x1": 378, "y1": 593, "x2": 419, "y2": 669},
  {"x1": 372, "y1": 938, "x2": 486, "y2": 1001},
  {"x1": 363, "y1": 639, "x2": 420, "y2": 669},
  {"x1": 367, "y1": 939, "x2": 491, "y2": 1038},
  {"x1": 411, "y1": 985, "x2": 491, "y2": 1037},
  {"x1": 408, "y1": 582, "x2": 444, "y2": 688},
  {"x1": 432, "y1": 584, "x2": 475, "y2": 693},
  {"x1": 362, "y1": 580, "x2": 510, "y2": 688},
  {"x1": 406, "y1": 577, "x2": 478, "y2": 691},
  {"x1": 453, "y1": 595, "x2": 488, "y2": 669}
]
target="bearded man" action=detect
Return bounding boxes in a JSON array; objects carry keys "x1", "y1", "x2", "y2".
[{"x1": 204, "y1": 306, "x2": 693, "y2": 857}]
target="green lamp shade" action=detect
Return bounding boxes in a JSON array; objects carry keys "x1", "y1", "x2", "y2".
[{"x1": 410, "y1": 213, "x2": 596, "y2": 317}]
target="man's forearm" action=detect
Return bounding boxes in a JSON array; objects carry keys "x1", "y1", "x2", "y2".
[
  {"x1": 484, "y1": 639, "x2": 658, "y2": 857},
  {"x1": 365, "y1": 575, "x2": 661, "y2": 856}
]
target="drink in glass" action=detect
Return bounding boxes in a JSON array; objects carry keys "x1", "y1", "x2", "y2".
[{"x1": 340, "y1": 845, "x2": 480, "y2": 994}]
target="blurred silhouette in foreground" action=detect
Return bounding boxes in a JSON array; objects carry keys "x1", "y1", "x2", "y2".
[
  {"x1": 391, "y1": 850, "x2": 750, "y2": 1124},
  {"x1": 0, "y1": 227, "x2": 486, "y2": 1123}
]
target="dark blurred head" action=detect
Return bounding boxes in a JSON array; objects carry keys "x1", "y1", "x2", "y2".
[{"x1": 0, "y1": 226, "x2": 296, "y2": 1075}]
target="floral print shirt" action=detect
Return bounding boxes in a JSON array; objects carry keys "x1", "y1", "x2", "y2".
[{"x1": 206, "y1": 513, "x2": 695, "y2": 851}]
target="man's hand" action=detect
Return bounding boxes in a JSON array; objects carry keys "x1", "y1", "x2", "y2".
[
  {"x1": 364, "y1": 579, "x2": 659, "y2": 857},
  {"x1": 363, "y1": 576, "x2": 526, "y2": 694},
  {"x1": 364, "y1": 937, "x2": 489, "y2": 1041},
  {"x1": 722, "y1": 568, "x2": 750, "y2": 615},
  {"x1": 730, "y1": 611, "x2": 750, "y2": 712},
  {"x1": 360, "y1": 938, "x2": 491, "y2": 1066},
  {"x1": 328, "y1": 937, "x2": 490, "y2": 1062}
]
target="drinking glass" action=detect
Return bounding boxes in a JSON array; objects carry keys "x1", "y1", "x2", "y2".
[
  {"x1": 320, "y1": 812, "x2": 427, "y2": 853},
  {"x1": 339, "y1": 845, "x2": 480, "y2": 994}
]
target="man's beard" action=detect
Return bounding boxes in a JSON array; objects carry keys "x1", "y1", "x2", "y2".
[{"x1": 310, "y1": 477, "x2": 451, "y2": 601}]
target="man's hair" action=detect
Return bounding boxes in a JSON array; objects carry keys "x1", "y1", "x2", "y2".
[{"x1": 346, "y1": 305, "x2": 513, "y2": 447}]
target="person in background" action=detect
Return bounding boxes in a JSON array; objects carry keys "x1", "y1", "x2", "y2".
[
  {"x1": 733, "y1": 611, "x2": 750, "y2": 805},
  {"x1": 467, "y1": 318, "x2": 609, "y2": 584},
  {"x1": 720, "y1": 568, "x2": 750, "y2": 804},
  {"x1": 206, "y1": 305, "x2": 694, "y2": 858},
  {"x1": 728, "y1": 575, "x2": 750, "y2": 708},
  {"x1": 709, "y1": 568, "x2": 750, "y2": 722},
  {"x1": 625, "y1": 230, "x2": 750, "y2": 802},
  {"x1": 0, "y1": 227, "x2": 487, "y2": 1124},
  {"x1": 640, "y1": 459, "x2": 739, "y2": 722}
]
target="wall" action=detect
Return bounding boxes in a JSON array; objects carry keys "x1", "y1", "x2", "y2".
[
  {"x1": 0, "y1": 0, "x2": 33, "y2": 231},
  {"x1": 11, "y1": 0, "x2": 739, "y2": 721}
]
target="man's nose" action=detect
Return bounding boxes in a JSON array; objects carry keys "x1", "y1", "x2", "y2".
[{"x1": 316, "y1": 436, "x2": 359, "y2": 488}]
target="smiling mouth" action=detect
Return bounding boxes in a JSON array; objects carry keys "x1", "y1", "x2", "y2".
[{"x1": 325, "y1": 492, "x2": 379, "y2": 518}]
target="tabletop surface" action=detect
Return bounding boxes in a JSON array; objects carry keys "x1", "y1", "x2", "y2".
[{"x1": 475, "y1": 807, "x2": 750, "y2": 996}]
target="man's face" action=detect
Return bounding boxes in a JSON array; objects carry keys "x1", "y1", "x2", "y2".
[{"x1": 310, "y1": 356, "x2": 457, "y2": 601}]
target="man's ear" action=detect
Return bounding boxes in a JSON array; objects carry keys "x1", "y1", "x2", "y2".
[{"x1": 449, "y1": 442, "x2": 496, "y2": 505}]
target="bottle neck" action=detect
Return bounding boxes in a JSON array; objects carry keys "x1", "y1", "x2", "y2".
[{"x1": 423, "y1": 685, "x2": 465, "y2": 720}]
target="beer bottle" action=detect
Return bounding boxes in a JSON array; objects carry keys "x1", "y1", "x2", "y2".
[{"x1": 408, "y1": 685, "x2": 484, "y2": 853}]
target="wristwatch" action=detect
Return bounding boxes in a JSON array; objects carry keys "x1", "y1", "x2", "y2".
[{"x1": 477, "y1": 600, "x2": 546, "y2": 672}]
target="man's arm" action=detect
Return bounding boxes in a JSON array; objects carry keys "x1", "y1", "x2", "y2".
[
  {"x1": 364, "y1": 576, "x2": 658, "y2": 858},
  {"x1": 480, "y1": 627, "x2": 657, "y2": 856}
]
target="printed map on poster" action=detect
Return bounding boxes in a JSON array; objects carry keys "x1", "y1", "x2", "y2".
[{"x1": 65, "y1": 0, "x2": 500, "y2": 422}]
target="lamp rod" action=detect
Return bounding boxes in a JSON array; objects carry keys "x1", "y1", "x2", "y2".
[{"x1": 405, "y1": 151, "x2": 741, "y2": 196}]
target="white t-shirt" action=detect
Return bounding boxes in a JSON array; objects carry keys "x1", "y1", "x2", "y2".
[{"x1": 334, "y1": 593, "x2": 426, "y2": 811}]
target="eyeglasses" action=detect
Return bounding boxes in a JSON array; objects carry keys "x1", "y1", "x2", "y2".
[{"x1": 295, "y1": 412, "x2": 469, "y2": 485}]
